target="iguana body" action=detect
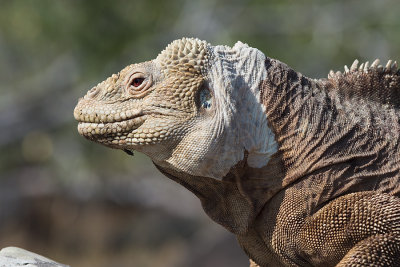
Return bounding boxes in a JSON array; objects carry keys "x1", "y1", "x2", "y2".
[{"x1": 74, "y1": 38, "x2": 400, "y2": 266}]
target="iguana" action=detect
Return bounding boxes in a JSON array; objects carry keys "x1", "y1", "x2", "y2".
[{"x1": 74, "y1": 38, "x2": 400, "y2": 266}]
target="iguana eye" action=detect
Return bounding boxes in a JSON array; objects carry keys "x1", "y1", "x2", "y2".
[
  {"x1": 132, "y1": 78, "x2": 145, "y2": 87},
  {"x1": 199, "y1": 86, "x2": 212, "y2": 109},
  {"x1": 126, "y1": 70, "x2": 152, "y2": 97}
]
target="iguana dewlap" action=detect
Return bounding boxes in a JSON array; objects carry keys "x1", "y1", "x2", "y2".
[{"x1": 74, "y1": 38, "x2": 400, "y2": 266}]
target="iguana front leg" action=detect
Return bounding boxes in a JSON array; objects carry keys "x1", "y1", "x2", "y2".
[
  {"x1": 297, "y1": 192, "x2": 400, "y2": 266},
  {"x1": 336, "y1": 233, "x2": 400, "y2": 266}
]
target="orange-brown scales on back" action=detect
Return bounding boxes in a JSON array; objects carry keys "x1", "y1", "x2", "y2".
[{"x1": 75, "y1": 38, "x2": 400, "y2": 266}]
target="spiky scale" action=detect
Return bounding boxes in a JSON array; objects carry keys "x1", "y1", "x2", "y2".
[
  {"x1": 350, "y1": 59, "x2": 359, "y2": 71},
  {"x1": 386, "y1": 60, "x2": 393, "y2": 70},
  {"x1": 371, "y1": 59, "x2": 380, "y2": 68},
  {"x1": 364, "y1": 61, "x2": 369, "y2": 71}
]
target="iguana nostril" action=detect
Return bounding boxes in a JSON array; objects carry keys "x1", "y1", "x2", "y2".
[{"x1": 87, "y1": 86, "x2": 100, "y2": 99}]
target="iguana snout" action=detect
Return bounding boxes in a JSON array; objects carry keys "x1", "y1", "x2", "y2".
[{"x1": 74, "y1": 61, "x2": 155, "y2": 147}]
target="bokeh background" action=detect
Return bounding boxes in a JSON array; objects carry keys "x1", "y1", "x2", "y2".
[{"x1": 1, "y1": 0, "x2": 400, "y2": 266}]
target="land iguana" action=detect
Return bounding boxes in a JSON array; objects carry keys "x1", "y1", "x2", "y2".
[{"x1": 74, "y1": 38, "x2": 400, "y2": 266}]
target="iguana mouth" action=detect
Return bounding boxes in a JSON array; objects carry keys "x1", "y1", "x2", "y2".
[
  {"x1": 74, "y1": 103, "x2": 147, "y2": 138},
  {"x1": 77, "y1": 115, "x2": 147, "y2": 138}
]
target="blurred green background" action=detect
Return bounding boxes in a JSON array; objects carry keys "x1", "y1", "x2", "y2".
[{"x1": 0, "y1": 0, "x2": 399, "y2": 266}]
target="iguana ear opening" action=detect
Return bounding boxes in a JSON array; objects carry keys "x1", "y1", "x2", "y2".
[{"x1": 197, "y1": 82, "x2": 213, "y2": 110}]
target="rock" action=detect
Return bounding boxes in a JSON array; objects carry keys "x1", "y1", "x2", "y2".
[{"x1": 0, "y1": 247, "x2": 69, "y2": 267}]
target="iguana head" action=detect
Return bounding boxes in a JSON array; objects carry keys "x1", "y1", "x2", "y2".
[{"x1": 74, "y1": 38, "x2": 277, "y2": 178}]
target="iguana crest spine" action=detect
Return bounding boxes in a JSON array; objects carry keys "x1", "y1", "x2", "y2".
[{"x1": 326, "y1": 58, "x2": 400, "y2": 108}]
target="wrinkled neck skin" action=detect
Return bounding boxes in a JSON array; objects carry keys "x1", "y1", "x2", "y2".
[
  {"x1": 206, "y1": 42, "x2": 279, "y2": 172},
  {"x1": 260, "y1": 58, "x2": 325, "y2": 185}
]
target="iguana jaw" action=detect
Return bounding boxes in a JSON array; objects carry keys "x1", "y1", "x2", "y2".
[{"x1": 75, "y1": 112, "x2": 148, "y2": 147}]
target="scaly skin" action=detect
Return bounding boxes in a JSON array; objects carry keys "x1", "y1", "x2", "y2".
[{"x1": 75, "y1": 38, "x2": 400, "y2": 266}]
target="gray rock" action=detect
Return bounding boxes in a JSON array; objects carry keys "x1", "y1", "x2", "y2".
[{"x1": 0, "y1": 247, "x2": 69, "y2": 267}]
